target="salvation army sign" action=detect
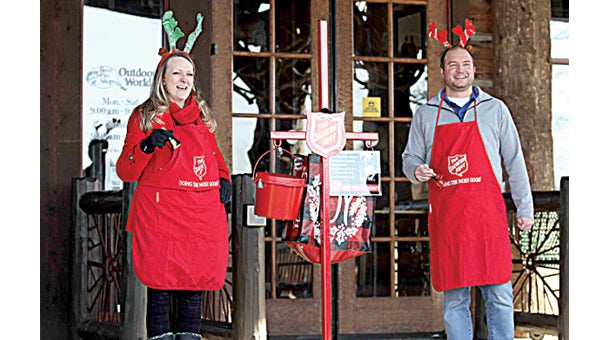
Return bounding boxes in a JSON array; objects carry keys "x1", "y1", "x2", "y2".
[
  {"x1": 448, "y1": 154, "x2": 468, "y2": 177},
  {"x1": 306, "y1": 110, "x2": 346, "y2": 157}
]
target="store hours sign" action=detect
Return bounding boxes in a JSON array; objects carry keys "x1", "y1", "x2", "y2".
[{"x1": 82, "y1": 6, "x2": 161, "y2": 189}]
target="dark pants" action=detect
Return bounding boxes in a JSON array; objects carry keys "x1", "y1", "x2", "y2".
[{"x1": 146, "y1": 288, "x2": 203, "y2": 337}]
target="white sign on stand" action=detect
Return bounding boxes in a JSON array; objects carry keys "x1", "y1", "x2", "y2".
[
  {"x1": 82, "y1": 6, "x2": 161, "y2": 189},
  {"x1": 329, "y1": 151, "x2": 381, "y2": 196}
]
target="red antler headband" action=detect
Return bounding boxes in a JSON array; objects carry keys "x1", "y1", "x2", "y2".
[
  {"x1": 427, "y1": 22, "x2": 451, "y2": 48},
  {"x1": 451, "y1": 19, "x2": 476, "y2": 47},
  {"x1": 428, "y1": 19, "x2": 476, "y2": 48},
  {"x1": 428, "y1": 19, "x2": 476, "y2": 68}
]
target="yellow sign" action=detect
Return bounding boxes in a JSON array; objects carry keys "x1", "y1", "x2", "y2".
[{"x1": 362, "y1": 97, "x2": 381, "y2": 117}]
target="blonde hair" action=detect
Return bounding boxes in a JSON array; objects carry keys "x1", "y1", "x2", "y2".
[{"x1": 137, "y1": 51, "x2": 217, "y2": 132}]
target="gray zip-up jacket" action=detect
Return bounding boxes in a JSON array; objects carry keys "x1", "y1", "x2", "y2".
[{"x1": 402, "y1": 86, "x2": 534, "y2": 219}]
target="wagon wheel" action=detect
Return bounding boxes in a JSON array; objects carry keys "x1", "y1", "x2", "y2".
[
  {"x1": 510, "y1": 210, "x2": 560, "y2": 339},
  {"x1": 202, "y1": 277, "x2": 233, "y2": 322},
  {"x1": 86, "y1": 212, "x2": 123, "y2": 323}
]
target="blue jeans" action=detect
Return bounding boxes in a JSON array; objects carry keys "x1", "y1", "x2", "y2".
[
  {"x1": 146, "y1": 288, "x2": 203, "y2": 337},
  {"x1": 443, "y1": 281, "x2": 514, "y2": 340}
]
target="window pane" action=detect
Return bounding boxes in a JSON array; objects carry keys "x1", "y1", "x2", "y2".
[
  {"x1": 275, "y1": 58, "x2": 312, "y2": 155},
  {"x1": 395, "y1": 213, "x2": 428, "y2": 237},
  {"x1": 275, "y1": 58, "x2": 312, "y2": 115},
  {"x1": 550, "y1": 20, "x2": 569, "y2": 58},
  {"x1": 551, "y1": 20, "x2": 569, "y2": 190},
  {"x1": 375, "y1": 181, "x2": 391, "y2": 212},
  {"x1": 372, "y1": 202, "x2": 390, "y2": 236},
  {"x1": 233, "y1": 0, "x2": 270, "y2": 52},
  {"x1": 394, "y1": 121, "x2": 410, "y2": 181},
  {"x1": 392, "y1": 4, "x2": 426, "y2": 59},
  {"x1": 232, "y1": 117, "x2": 257, "y2": 174},
  {"x1": 395, "y1": 182, "x2": 413, "y2": 205},
  {"x1": 551, "y1": 0, "x2": 568, "y2": 19},
  {"x1": 361, "y1": 121, "x2": 390, "y2": 177},
  {"x1": 394, "y1": 63, "x2": 427, "y2": 118},
  {"x1": 275, "y1": 0, "x2": 311, "y2": 53},
  {"x1": 354, "y1": 2, "x2": 388, "y2": 57},
  {"x1": 353, "y1": 61, "x2": 389, "y2": 117},
  {"x1": 395, "y1": 241, "x2": 431, "y2": 297},
  {"x1": 356, "y1": 242, "x2": 391, "y2": 297},
  {"x1": 276, "y1": 244, "x2": 313, "y2": 298},
  {"x1": 552, "y1": 64, "x2": 568, "y2": 190},
  {"x1": 233, "y1": 56, "x2": 270, "y2": 113}
]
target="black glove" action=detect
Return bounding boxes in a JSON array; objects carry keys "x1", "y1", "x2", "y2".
[
  {"x1": 140, "y1": 129, "x2": 174, "y2": 154},
  {"x1": 219, "y1": 178, "x2": 232, "y2": 204}
]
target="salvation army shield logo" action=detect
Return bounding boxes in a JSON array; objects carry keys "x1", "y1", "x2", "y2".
[
  {"x1": 448, "y1": 154, "x2": 468, "y2": 177},
  {"x1": 193, "y1": 155, "x2": 207, "y2": 180},
  {"x1": 306, "y1": 110, "x2": 346, "y2": 158}
]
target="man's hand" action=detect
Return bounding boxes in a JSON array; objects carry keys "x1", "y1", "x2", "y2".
[
  {"x1": 415, "y1": 164, "x2": 437, "y2": 182},
  {"x1": 516, "y1": 216, "x2": 534, "y2": 231}
]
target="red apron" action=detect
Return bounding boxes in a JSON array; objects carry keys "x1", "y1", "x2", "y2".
[
  {"x1": 128, "y1": 124, "x2": 228, "y2": 291},
  {"x1": 427, "y1": 98, "x2": 511, "y2": 292}
]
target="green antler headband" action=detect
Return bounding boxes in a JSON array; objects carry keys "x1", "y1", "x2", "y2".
[
  {"x1": 183, "y1": 13, "x2": 204, "y2": 53},
  {"x1": 157, "y1": 10, "x2": 205, "y2": 69},
  {"x1": 161, "y1": 10, "x2": 185, "y2": 51}
]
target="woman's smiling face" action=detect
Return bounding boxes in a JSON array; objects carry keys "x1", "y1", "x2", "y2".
[{"x1": 163, "y1": 56, "x2": 194, "y2": 106}]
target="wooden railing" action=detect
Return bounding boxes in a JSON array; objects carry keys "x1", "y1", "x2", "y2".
[
  {"x1": 71, "y1": 179, "x2": 233, "y2": 340},
  {"x1": 72, "y1": 175, "x2": 568, "y2": 339},
  {"x1": 396, "y1": 177, "x2": 569, "y2": 339}
]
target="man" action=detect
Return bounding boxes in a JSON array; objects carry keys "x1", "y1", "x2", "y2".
[{"x1": 402, "y1": 46, "x2": 534, "y2": 339}]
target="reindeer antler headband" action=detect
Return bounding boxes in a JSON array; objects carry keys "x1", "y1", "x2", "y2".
[
  {"x1": 156, "y1": 10, "x2": 205, "y2": 70},
  {"x1": 428, "y1": 19, "x2": 476, "y2": 67}
]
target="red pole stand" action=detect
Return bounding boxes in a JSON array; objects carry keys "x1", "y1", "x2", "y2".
[
  {"x1": 269, "y1": 20, "x2": 378, "y2": 340},
  {"x1": 317, "y1": 20, "x2": 333, "y2": 340}
]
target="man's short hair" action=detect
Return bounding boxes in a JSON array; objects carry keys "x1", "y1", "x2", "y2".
[{"x1": 439, "y1": 46, "x2": 474, "y2": 69}]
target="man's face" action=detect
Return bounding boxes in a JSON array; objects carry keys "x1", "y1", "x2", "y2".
[{"x1": 440, "y1": 48, "x2": 476, "y2": 94}]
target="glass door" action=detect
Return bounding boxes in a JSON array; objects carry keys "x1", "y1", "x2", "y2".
[
  {"x1": 334, "y1": 1, "x2": 444, "y2": 335},
  {"x1": 230, "y1": 0, "x2": 445, "y2": 336},
  {"x1": 232, "y1": 0, "x2": 328, "y2": 336}
]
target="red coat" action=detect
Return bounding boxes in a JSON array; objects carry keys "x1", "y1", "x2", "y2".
[{"x1": 116, "y1": 98, "x2": 230, "y2": 290}]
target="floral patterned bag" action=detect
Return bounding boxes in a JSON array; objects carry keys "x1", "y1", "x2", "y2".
[{"x1": 282, "y1": 154, "x2": 375, "y2": 264}]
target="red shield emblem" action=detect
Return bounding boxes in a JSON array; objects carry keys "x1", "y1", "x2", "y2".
[
  {"x1": 448, "y1": 154, "x2": 468, "y2": 177},
  {"x1": 306, "y1": 111, "x2": 346, "y2": 157},
  {"x1": 194, "y1": 155, "x2": 207, "y2": 180}
]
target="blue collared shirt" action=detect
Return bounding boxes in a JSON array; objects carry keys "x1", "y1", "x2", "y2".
[{"x1": 441, "y1": 86, "x2": 479, "y2": 121}]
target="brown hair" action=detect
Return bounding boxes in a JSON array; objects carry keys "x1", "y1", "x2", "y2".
[
  {"x1": 439, "y1": 45, "x2": 475, "y2": 69},
  {"x1": 136, "y1": 51, "x2": 217, "y2": 132}
]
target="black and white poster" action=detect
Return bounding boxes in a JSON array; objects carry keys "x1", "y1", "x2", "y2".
[{"x1": 329, "y1": 151, "x2": 381, "y2": 196}]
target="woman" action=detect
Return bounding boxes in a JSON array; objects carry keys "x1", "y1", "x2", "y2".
[{"x1": 117, "y1": 50, "x2": 231, "y2": 340}]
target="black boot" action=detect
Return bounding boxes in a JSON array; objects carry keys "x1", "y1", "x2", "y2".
[
  {"x1": 148, "y1": 332, "x2": 175, "y2": 340},
  {"x1": 175, "y1": 332, "x2": 201, "y2": 340}
]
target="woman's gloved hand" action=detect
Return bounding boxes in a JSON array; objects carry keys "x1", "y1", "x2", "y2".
[
  {"x1": 219, "y1": 178, "x2": 232, "y2": 204},
  {"x1": 140, "y1": 129, "x2": 175, "y2": 154}
]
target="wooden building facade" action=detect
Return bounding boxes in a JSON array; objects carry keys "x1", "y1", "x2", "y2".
[{"x1": 41, "y1": 0, "x2": 567, "y2": 338}]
